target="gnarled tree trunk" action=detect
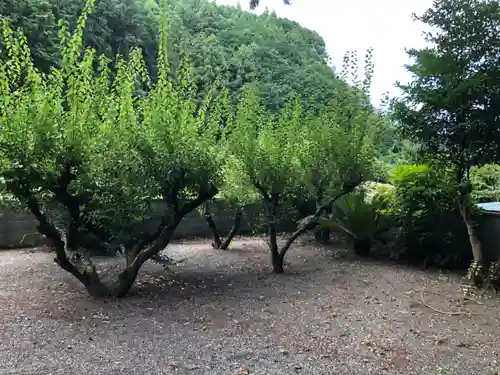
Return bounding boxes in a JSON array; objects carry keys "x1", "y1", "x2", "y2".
[
  {"x1": 257, "y1": 182, "x2": 359, "y2": 274},
  {"x1": 22, "y1": 168, "x2": 218, "y2": 297},
  {"x1": 458, "y1": 178, "x2": 484, "y2": 286}
]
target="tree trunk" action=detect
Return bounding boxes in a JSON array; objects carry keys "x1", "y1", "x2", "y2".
[
  {"x1": 353, "y1": 236, "x2": 372, "y2": 257},
  {"x1": 203, "y1": 202, "x2": 223, "y2": 249},
  {"x1": 272, "y1": 248, "x2": 284, "y2": 273},
  {"x1": 314, "y1": 227, "x2": 330, "y2": 244},
  {"x1": 314, "y1": 197, "x2": 330, "y2": 244},
  {"x1": 111, "y1": 266, "x2": 142, "y2": 298},
  {"x1": 459, "y1": 202, "x2": 483, "y2": 264},
  {"x1": 268, "y1": 216, "x2": 282, "y2": 273},
  {"x1": 84, "y1": 273, "x2": 113, "y2": 297},
  {"x1": 255, "y1": 182, "x2": 359, "y2": 274},
  {"x1": 220, "y1": 209, "x2": 243, "y2": 250},
  {"x1": 458, "y1": 179, "x2": 484, "y2": 285},
  {"x1": 263, "y1": 196, "x2": 283, "y2": 273},
  {"x1": 111, "y1": 186, "x2": 218, "y2": 297},
  {"x1": 203, "y1": 201, "x2": 242, "y2": 250}
]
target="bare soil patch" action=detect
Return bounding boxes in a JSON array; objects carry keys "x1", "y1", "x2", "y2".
[{"x1": 0, "y1": 236, "x2": 499, "y2": 375}]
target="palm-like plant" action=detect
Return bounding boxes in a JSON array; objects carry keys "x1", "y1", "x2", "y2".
[{"x1": 318, "y1": 189, "x2": 388, "y2": 256}]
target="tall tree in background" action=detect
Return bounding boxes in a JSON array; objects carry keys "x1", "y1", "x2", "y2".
[
  {"x1": 249, "y1": 0, "x2": 291, "y2": 10},
  {"x1": 393, "y1": 0, "x2": 500, "y2": 284},
  {"x1": 0, "y1": 0, "x2": 59, "y2": 71},
  {"x1": 1, "y1": 0, "x2": 339, "y2": 114}
]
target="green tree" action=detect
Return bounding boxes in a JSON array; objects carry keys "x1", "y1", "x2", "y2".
[
  {"x1": 0, "y1": 0, "x2": 222, "y2": 297},
  {"x1": 291, "y1": 50, "x2": 378, "y2": 244},
  {"x1": 197, "y1": 87, "x2": 259, "y2": 250},
  {"x1": 393, "y1": 0, "x2": 500, "y2": 282},
  {"x1": 228, "y1": 73, "x2": 375, "y2": 272},
  {"x1": 470, "y1": 164, "x2": 500, "y2": 203},
  {"x1": 249, "y1": 0, "x2": 291, "y2": 10}
]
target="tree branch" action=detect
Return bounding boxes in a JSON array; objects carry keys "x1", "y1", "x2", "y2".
[
  {"x1": 129, "y1": 182, "x2": 219, "y2": 269},
  {"x1": 127, "y1": 215, "x2": 170, "y2": 264},
  {"x1": 24, "y1": 192, "x2": 96, "y2": 287},
  {"x1": 278, "y1": 184, "x2": 360, "y2": 258},
  {"x1": 253, "y1": 180, "x2": 272, "y2": 202},
  {"x1": 221, "y1": 209, "x2": 243, "y2": 250}
]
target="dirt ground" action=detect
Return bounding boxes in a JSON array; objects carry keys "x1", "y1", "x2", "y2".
[{"x1": 0, "y1": 236, "x2": 499, "y2": 375}]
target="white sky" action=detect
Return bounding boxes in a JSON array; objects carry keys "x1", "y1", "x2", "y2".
[{"x1": 215, "y1": 0, "x2": 434, "y2": 106}]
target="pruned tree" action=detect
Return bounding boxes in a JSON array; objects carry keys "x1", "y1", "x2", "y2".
[
  {"x1": 290, "y1": 49, "x2": 378, "y2": 245},
  {"x1": 393, "y1": 0, "x2": 500, "y2": 285},
  {"x1": 228, "y1": 75, "x2": 375, "y2": 272},
  {"x1": 197, "y1": 87, "x2": 259, "y2": 250},
  {"x1": 0, "y1": 0, "x2": 223, "y2": 297}
]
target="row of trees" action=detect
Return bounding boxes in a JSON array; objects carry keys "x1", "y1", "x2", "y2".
[
  {"x1": 0, "y1": 0, "x2": 379, "y2": 297},
  {"x1": 2, "y1": 0, "x2": 498, "y2": 297}
]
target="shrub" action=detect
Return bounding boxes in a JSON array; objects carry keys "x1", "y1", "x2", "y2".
[
  {"x1": 470, "y1": 164, "x2": 500, "y2": 203},
  {"x1": 384, "y1": 164, "x2": 472, "y2": 269}
]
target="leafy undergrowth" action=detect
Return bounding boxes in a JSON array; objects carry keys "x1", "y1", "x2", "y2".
[{"x1": 0, "y1": 236, "x2": 499, "y2": 375}]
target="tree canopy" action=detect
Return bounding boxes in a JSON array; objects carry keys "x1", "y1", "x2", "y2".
[
  {"x1": 394, "y1": 0, "x2": 500, "y2": 175},
  {"x1": 0, "y1": 0, "x2": 224, "y2": 297},
  {"x1": 249, "y1": 0, "x2": 291, "y2": 10}
]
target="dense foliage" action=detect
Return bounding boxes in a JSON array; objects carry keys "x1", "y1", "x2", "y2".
[
  {"x1": 4, "y1": 0, "x2": 499, "y2": 297},
  {"x1": 319, "y1": 188, "x2": 390, "y2": 257},
  {"x1": 384, "y1": 165, "x2": 472, "y2": 268},
  {"x1": 470, "y1": 165, "x2": 500, "y2": 203},
  {"x1": 0, "y1": 0, "x2": 223, "y2": 297},
  {"x1": 0, "y1": 0, "x2": 386, "y2": 293},
  {"x1": 394, "y1": 0, "x2": 500, "y2": 170}
]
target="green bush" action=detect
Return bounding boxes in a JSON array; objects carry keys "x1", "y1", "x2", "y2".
[
  {"x1": 470, "y1": 164, "x2": 500, "y2": 203},
  {"x1": 383, "y1": 164, "x2": 472, "y2": 269}
]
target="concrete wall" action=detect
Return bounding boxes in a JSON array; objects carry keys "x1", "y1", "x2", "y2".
[
  {"x1": 0, "y1": 201, "x2": 297, "y2": 249},
  {"x1": 0, "y1": 209, "x2": 49, "y2": 248},
  {"x1": 477, "y1": 212, "x2": 500, "y2": 262}
]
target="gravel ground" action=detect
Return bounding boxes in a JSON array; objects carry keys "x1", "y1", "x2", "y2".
[{"x1": 0, "y1": 236, "x2": 499, "y2": 375}]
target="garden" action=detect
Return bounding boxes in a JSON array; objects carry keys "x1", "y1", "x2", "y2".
[{"x1": 0, "y1": 0, "x2": 500, "y2": 373}]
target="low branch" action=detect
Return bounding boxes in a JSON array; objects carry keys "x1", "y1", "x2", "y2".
[
  {"x1": 278, "y1": 184, "x2": 359, "y2": 258},
  {"x1": 130, "y1": 183, "x2": 219, "y2": 269},
  {"x1": 179, "y1": 183, "x2": 219, "y2": 218},
  {"x1": 24, "y1": 193, "x2": 96, "y2": 288}
]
